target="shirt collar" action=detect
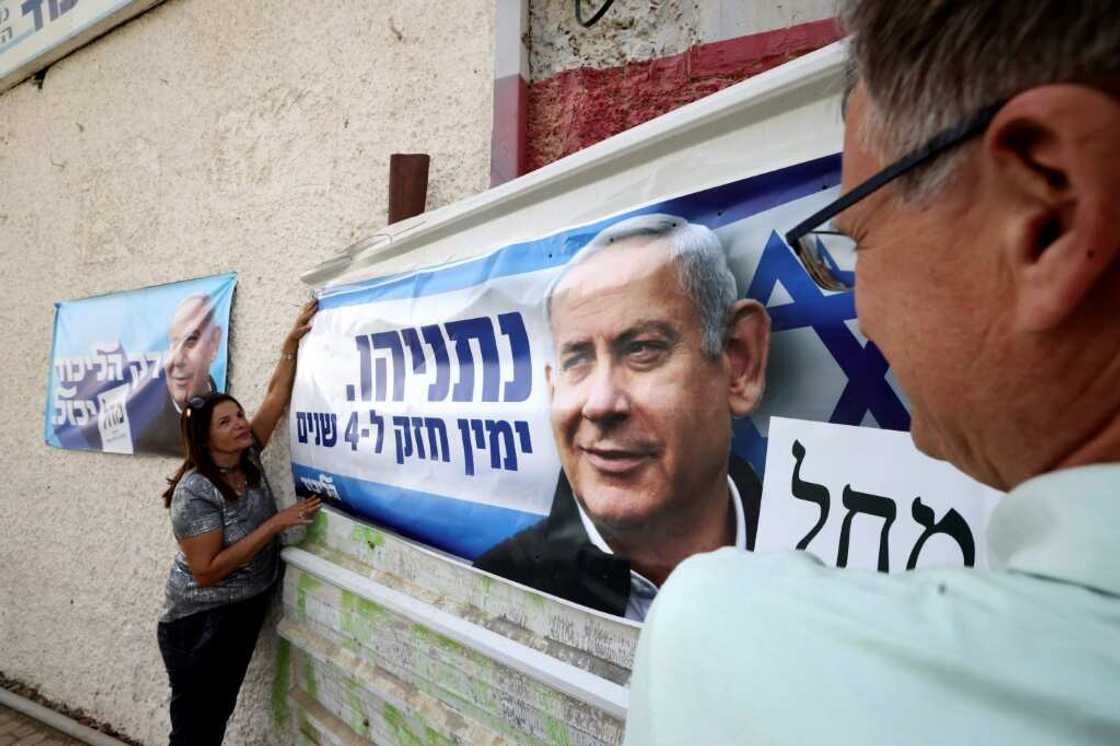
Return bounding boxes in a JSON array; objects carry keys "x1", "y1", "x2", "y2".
[
  {"x1": 575, "y1": 475, "x2": 747, "y2": 567},
  {"x1": 170, "y1": 379, "x2": 214, "y2": 415},
  {"x1": 987, "y1": 462, "x2": 1120, "y2": 598}
]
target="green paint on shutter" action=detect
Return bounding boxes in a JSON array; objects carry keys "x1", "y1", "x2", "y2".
[
  {"x1": 296, "y1": 571, "x2": 322, "y2": 617},
  {"x1": 544, "y1": 714, "x2": 573, "y2": 746},
  {"x1": 303, "y1": 656, "x2": 320, "y2": 699},
  {"x1": 352, "y1": 523, "x2": 385, "y2": 552},
  {"x1": 303, "y1": 510, "x2": 328, "y2": 547},
  {"x1": 271, "y1": 637, "x2": 291, "y2": 728}
]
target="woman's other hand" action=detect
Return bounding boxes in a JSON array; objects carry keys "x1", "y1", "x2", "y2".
[
  {"x1": 180, "y1": 496, "x2": 322, "y2": 587},
  {"x1": 271, "y1": 496, "x2": 322, "y2": 531}
]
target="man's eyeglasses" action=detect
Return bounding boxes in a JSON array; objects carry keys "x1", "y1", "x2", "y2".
[{"x1": 784, "y1": 100, "x2": 1006, "y2": 292}]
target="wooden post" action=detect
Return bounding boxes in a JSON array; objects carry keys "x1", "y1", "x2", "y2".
[{"x1": 387, "y1": 153, "x2": 430, "y2": 224}]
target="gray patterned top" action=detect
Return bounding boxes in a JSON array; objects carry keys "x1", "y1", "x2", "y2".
[{"x1": 160, "y1": 449, "x2": 279, "y2": 623}]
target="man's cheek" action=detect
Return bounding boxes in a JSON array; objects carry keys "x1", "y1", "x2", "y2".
[
  {"x1": 549, "y1": 384, "x2": 581, "y2": 424},
  {"x1": 636, "y1": 375, "x2": 693, "y2": 418},
  {"x1": 187, "y1": 349, "x2": 207, "y2": 373}
]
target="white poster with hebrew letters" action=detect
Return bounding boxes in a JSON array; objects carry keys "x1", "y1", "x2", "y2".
[{"x1": 757, "y1": 417, "x2": 1005, "y2": 571}]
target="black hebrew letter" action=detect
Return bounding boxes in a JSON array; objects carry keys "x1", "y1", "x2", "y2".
[
  {"x1": 392, "y1": 415, "x2": 413, "y2": 465},
  {"x1": 485, "y1": 419, "x2": 517, "y2": 470},
  {"x1": 837, "y1": 485, "x2": 896, "y2": 572},
  {"x1": 514, "y1": 420, "x2": 533, "y2": 454},
  {"x1": 446, "y1": 317, "x2": 500, "y2": 402},
  {"x1": 421, "y1": 325, "x2": 451, "y2": 401},
  {"x1": 791, "y1": 440, "x2": 830, "y2": 551},
  {"x1": 498, "y1": 312, "x2": 532, "y2": 402},
  {"x1": 369, "y1": 410, "x2": 385, "y2": 454},
  {"x1": 410, "y1": 417, "x2": 427, "y2": 460},
  {"x1": 470, "y1": 418, "x2": 486, "y2": 449},
  {"x1": 355, "y1": 335, "x2": 372, "y2": 402},
  {"x1": 372, "y1": 331, "x2": 405, "y2": 402},
  {"x1": 296, "y1": 412, "x2": 309, "y2": 443},
  {"x1": 906, "y1": 497, "x2": 976, "y2": 569},
  {"x1": 21, "y1": 0, "x2": 44, "y2": 31},
  {"x1": 457, "y1": 418, "x2": 475, "y2": 476},
  {"x1": 401, "y1": 328, "x2": 427, "y2": 373},
  {"x1": 317, "y1": 413, "x2": 338, "y2": 448},
  {"x1": 424, "y1": 418, "x2": 450, "y2": 462}
]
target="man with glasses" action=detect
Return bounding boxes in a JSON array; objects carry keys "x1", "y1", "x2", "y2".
[{"x1": 624, "y1": 1, "x2": 1119, "y2": 743}]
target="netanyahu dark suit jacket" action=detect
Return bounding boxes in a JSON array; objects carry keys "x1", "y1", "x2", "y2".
[{"x1": 473, "y1": 455, "x2": 762, "y2": 617}]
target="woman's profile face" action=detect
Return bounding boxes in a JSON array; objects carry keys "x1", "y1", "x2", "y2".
[{"x1": 207, "y1": 400, "x2": 253, "y2": 455}]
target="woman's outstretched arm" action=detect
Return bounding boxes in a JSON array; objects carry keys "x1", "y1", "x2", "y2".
[{"x1": 252, "y1": 298, "x2": 318, "y2": 448}]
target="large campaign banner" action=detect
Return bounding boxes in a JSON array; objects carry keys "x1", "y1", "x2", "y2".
[
  {"x1": 291, "y1": 154, "x2": 999, "y2": 617},
  {"x1": 45, "y1": 273, "x2": 236, "y2": 457}
]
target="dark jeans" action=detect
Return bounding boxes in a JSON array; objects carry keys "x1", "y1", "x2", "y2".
[{"x1": 157, "y1": 588, "x2": 273, "y2": 746}]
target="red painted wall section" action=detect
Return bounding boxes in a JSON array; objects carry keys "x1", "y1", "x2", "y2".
[
  {"x1": 526, "y1": 18, "x2": 843, "y2": 173},
  {"x1": 491, "y1": 73, "x2": 529, "y2": 186}
]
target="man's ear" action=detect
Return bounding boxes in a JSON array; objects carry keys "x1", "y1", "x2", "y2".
[
  {"x1": 545, "y1": 363, "x2": 555, "y2": 400},
  {"x1": 985, "y1": 85, "x2": 1120, "y2": 332},
  {"x1": 724, "y1": 299, "x2": 770, "y2": 417}
]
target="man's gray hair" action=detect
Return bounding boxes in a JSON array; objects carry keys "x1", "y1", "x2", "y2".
[
  {"x1": 841, "y1": 0, "x2": 1120, "y2": 195},
  {"x1": 546, "y1": 214, "x2": 737, "y2": 357},
  {"x1": 176, "y1": 293, "x2": 217, "y2": 328}
]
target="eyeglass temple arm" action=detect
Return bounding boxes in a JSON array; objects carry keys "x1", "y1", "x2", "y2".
[{"x1": 783, "y1": 101, "x2": 1005, "y2": 246}]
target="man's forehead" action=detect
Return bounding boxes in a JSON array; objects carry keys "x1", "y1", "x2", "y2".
[
  {"x1": 549, "y1": 241, "x2": 695, "y2": 342},
  {"x1": 553, "y1": 237, "x2": 673, "y2": 299},
  {"x1": 169, "y1": 299, "x2": 210, "y2": 335}
]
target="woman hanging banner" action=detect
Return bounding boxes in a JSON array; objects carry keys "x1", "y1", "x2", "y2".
[{"x1": 45, "y1": 273, "x2": 236, "y2": 457}]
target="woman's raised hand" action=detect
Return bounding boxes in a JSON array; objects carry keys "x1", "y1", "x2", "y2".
[{"x1": 283, "y1": 298, "x2": 319, "y2": 355}]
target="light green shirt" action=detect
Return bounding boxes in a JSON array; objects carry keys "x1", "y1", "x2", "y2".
[{"x1": 624, "y1": 463, "x2": 1120, "y2": 746}]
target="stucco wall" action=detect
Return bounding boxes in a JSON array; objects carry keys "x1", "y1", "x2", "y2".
[
  {"x1": 0, "y1": 1, "x2": 494, "y2": 743},
  {"x1": 528, "y1": 0, "x2": 838, "y2": 81},
  {"x1": 522, "y1": 0, "x2": 841, "y2": 171}
]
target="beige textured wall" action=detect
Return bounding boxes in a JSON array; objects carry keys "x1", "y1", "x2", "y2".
[
  {"x1": 528, "y1": 0, "x2": 838, "y2": 80},
  {"x1": 0, "y1": 1, "x2": 494, "y2": 743}
]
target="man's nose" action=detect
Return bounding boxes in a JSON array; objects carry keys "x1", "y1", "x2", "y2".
[
  {"x1": 580, "y1": 362, "x2": 630, "y2": 424},
  {"x1": 167, "y1": 341, "x2": 186, "y2": 368}
]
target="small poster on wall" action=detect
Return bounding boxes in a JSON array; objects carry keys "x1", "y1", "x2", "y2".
[{"x1": 44, "y1": 273, "x2": 237, "y2": 457}]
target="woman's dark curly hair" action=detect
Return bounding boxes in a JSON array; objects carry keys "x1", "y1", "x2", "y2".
[{"x1": 162, "y1": 392, "x2": 261, "y2": 508}]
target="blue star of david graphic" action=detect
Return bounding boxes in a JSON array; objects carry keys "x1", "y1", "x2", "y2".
[{"x1": 732, "y1": 230, "x2": 911, "y2": 476}]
